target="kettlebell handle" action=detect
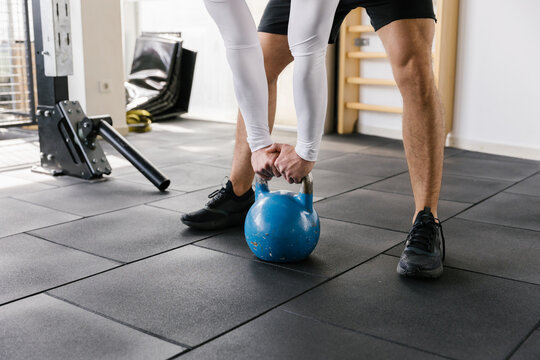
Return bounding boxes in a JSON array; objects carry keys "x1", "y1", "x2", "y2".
[
  {"x1": 254, "y1": 174, "x2": 313, "y2": 194},
  {"x1": 255, "y1": 174, "x2": 314, "y2": 211}
]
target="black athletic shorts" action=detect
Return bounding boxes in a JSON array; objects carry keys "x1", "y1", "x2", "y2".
[{"x1": 258, "y1": 0, "x2": 436, "y2": 44}]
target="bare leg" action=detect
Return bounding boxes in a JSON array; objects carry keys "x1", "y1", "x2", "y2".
[
  {"x1": 377, "y1": 19, "x2": 445, "y2": 220},
  {"x1": 230, "y1": 33, "x2": 294, "y2": 195}
]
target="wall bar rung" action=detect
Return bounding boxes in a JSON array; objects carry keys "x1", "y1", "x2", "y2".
[
  {"x1": 346, "y1": 102, "x2": 403, "y2": 114},
  {"x1": 346, "y1": 77, "x2": 396, "y2": 86},
  {"x1": 347, "y1": 25, "x2": 375, "y2": 33},
  {"x1": 347, "y1": 51, "x2": 387, "y2": 59}
]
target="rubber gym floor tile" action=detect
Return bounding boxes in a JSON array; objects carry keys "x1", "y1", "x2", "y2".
[
  {"x1": 282, "y1": 254, "x2": 540, "y2": 360},
  {"x1": 455, "y1": 150, "x2": 540, "y2": 165},
  {"x1": 0, "y1": 173, "x2": 56, "y2": 198},
  {"x1": 457, "y1": 192, "x2": 540, "y2": 232},
  {"x1": 272, "y1": 168, "x2": 380, "y2": 200},
  {"x1": 320, "y1": 133, "x2": 396, "y2": 153},
  {"x1": 510, "y1": 331, "x2": 540, "y2": 360},
  {"x1": 153, "y1": 119, "x2": 237, "y2": 136},
  {"x1": 505, "y1": 174, "x2": 540, "y2": 197},
  {"x1": 194, "y1": 154, "x2": 234, "y2": 170},
  {"x1": 0, "y1": 198, "x2": 80, "y2": 238},
  {"x1": 179, "y1": 309, "x2": 444, "y2": 360},
  {"x1": 195, "y1": 149, "x2": 348, "y2": 171},
  {"x1": 0, "y1": 233, "x2": 117, "y2": 304},
  {"x1": 147, "y1": 186, "x2": 222, "y2": 214},
  {"x1": 49, "y1": 245, "x2": 321, "y2": 346},
  {"x1": 118, "y1": 162, "x2": 226, "y2": 192},
  {"x1": 360, "y1": 142, "x2": 464, "y2": 159},
  {"x1": 101, "y1": 141, "x2": 216, "y2": 169},
  {"x1": 357, "y1": 141, "x2": 407, "y2": 159},
  {"x1": 167, "y1": 137, "x2": 236, "y2": 156},
  {"x1": 197, "y1": 218, "x2": 404, "y2": 278},
  {"x1": 1, "y1": 167, "x2": 85, "y2": 187},
  {"x1": 385, "y1": 218, "x2": 540, "y2": 284},
  {"x1": 442, "y1": 154, "x2": 540, "y2": 182},
  {"x1": 0, "y1": 295, "x2": 183, "y2": 360},
  {"x1": 316, "y1": 189, "x2": 470, "y2": 232},
  {"x1": 30, "y1": 205, "x2": 219, "y2": 263},
  {"x1": 13, "y1": 178, "x2": 179, "y2": 217},
  {"x1": 316, "y1": 153, "x2": 408, "y2": 178},
  {"x1": 366, "y1": 172, "x2": 513, "y2": 203}
]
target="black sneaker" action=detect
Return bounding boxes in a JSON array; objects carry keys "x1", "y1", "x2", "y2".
[
  {"x1": 181, "y1": 179, "x2": 255, "y2": 230},
  {"x1": 397, "y1": 206, "x2": 445, "y2": 278}
]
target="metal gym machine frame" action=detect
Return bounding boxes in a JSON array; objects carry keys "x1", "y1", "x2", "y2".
[{"x1": 31, "y1": 0, "x2": 170, "y2": 192}]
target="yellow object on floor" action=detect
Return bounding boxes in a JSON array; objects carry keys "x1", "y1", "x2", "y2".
[{"x1": 126, "y1": 110, "x2": 152, "y2": 133}]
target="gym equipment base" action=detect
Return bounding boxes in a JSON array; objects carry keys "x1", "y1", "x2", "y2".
[{"x1": 33, "y1": 100, "x2": 170, "y2": 192}]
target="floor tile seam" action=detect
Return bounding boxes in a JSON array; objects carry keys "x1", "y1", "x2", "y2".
[
  {"x1": 7, "y1": 195, "x2": 84, "y2": 218},
  {"x1": 191, "y1": 160, "x2": 230, "y2": 170},
  {"x1": 143, "y1": 183, "x2": 220, "y2": 204},
  {"x1": 383, "y1": 252, "x2": 540, "y2": 286},
  {"x1": 443, "y1": 216, "x2": 540, "y2": 234},
  {"x1": 504, "y1": 318, "x2": 540, "y2": 360},
  {"x1": 16, "y1": 197, "x2": 176, "y2": 223},
  {"x1": 0, "y1": 234, "x2": 224, "y2": 308},
  {"x1": 24, "y1": 232, "x2": 124, "y2": 264},
  {"x1": 451, "y1": 216, "x2": 540, "y2": 234},
  {"x1": 279, "y1": 309, "x2": 458, "y2": 360},
  {"x1": 165, "y1": 350, "x2": 189, "y2": 360},
  {"x1": 450, "y1": 154, "x2": 540, "y2": 166},
  {"x1": 196, "y1": 231, "x2": 405, "y2": 282},
  {"x1": 359, "y1": 186, "x2": 477, "y2": 205},
  {"x1": 116, "y1": 174, "x2": 221, "y2": 193},
  {"x1": 313, "y1": 170, "x2": 410, "y2": 202},
  {"x1": 442, "y1": 171, "x2": 537, "y2": 183},
  {"x1": 0, "y1": 262, "x2": 126, "y2": 308},
  {"x1": 0, "y1": 174, "x2": 62, "y2": 191},
  {"x1": 0, "y1": 163, "x2": 40, "y2": 173},
  {"x1": 44, "y1": 292, "x2": 192, "y2": 349},
  {"x1": 365, "y1": 170, "x2": 520, "y2": 186},
  {"x1": 168, "y1": 247, "x2": 398, "y2": 355},
  {"x1": 156, "y1": 161, "x2": 236, "y2": 173},
  {"x1": 191, "y1": 243, "x2": 328, "y2": 280},
  {"x1": 20, "y1": 204, "x2": 146, "y2": 234},
  {"x1": 317, "y1": 151, "x2": 355, "y2": 162},
  {"x1": 145, "y1": 202, "x2": 186, "y2": 214},
  {"x1": 166, "y1": 134, "x2": 236, "y2": 147},
  {"x1": 5, "y1": 173, "x2": 88, "y2": 190},
  {"x1": 441, "y1": 149, "x2": 466, "y2": 159},
  {"x1": 503, "y1": 189, "x2": 540, "y2": 199},
  {"x1": 444, "y1": 152, "x2": 540, "y2": 166},
  {"x1": 318, "y1": 215, "x2": 409, "y2": 234},
  {"x1": 438, "y1": 171, "x2": 540, "y2": 226}
]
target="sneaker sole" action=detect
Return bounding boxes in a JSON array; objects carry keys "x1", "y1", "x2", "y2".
[
  {"x1": 181, "y1": 212, "x2": 247, "y2": 231},
  {"x1": 396, "y1": 263, "x2": 443, "y2": 279}
]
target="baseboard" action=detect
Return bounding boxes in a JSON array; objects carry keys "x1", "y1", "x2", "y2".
[{"x1": 447, "y1": 134, "x2": 540, "y2": 161}]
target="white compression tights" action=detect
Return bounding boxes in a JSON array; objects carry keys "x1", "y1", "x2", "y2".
[{"x1": 204, "y1": 0, "x2": 339, "y2": 161}]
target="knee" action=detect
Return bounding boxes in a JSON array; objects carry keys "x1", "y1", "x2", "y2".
[
  {"x1": 288, "y1": 34, "x2": 327, "y2": 58},
  {"x1": 392, "y1": 53, "x2": 435, "y2": 99}
]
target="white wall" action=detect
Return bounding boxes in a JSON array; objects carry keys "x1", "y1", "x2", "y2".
[
  {"x1": 450, "y1": 0, "x2": 540, "y2": 160},
  {"x1": 354, "y1": 1, "x2": 540, "y2": 160},
  {"x1": 69, "y1": 0, "x2": 127, "y2": 132}
]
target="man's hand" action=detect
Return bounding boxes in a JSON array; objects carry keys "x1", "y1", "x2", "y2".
[
  {"x1": 251, "y1": 144, "x2": 281, "y2": 180},
  {"x1": 274, "y1": 144, "x2": 315, "y2": 184}
]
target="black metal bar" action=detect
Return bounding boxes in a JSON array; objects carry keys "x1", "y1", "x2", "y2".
[
  {"x1": 31, "y1": 0, "x2": 69, "y2": 106},
  {"x1": 97, "y1": 120, "x2": 170, "y2": 192},
  {"x1": 23, "y1": 0, "x2": 36, "y2": 124}
]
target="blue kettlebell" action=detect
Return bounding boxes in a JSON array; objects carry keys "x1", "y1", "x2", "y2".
[{"x1": 244, "y1": 173, "x2": 320, "y2": 263}]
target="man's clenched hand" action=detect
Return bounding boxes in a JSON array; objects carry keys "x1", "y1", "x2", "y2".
[
  {"x1": 274, "y1": 144, "x2": 315, "y2": 184},
  {"x1": 251, "y1": 144, "x2": 281, "y2": 180}
]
